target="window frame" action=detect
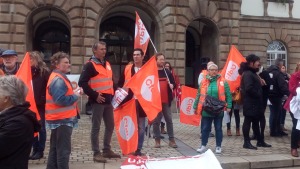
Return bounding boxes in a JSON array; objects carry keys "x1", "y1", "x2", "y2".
[{"x1": 266, "y1": 41, "x2": 287, "y2": 68}]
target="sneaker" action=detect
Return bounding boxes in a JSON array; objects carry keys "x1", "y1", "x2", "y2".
[
  {"x1": 93, "y1": 152, "x2": 107, "y2": 163},
  {"x1": 215, "y1": 147, "x2": 222, "y2": 154},
  {"x1": 197, "y1": 145, "x2": 207, "y2": 153},
  {"x1": 102, "y1": 149, "x2": 121, "y2": 158}
]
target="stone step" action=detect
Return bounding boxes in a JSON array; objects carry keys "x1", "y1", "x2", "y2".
[{"x1": 219, "y1": 154, "x2": 300, "y2": 169}]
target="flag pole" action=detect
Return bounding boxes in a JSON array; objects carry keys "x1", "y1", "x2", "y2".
[
  {"x1": 149, "y1": 38, "x2": 157, "y2": 53},
  {"x1": 174, "y1": 91, "x2": 179, "y2": 114},
  {"x1": 148, "y1": 33, "x2": 173, "y2": 89}
]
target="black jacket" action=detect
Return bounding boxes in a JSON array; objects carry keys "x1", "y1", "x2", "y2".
[
  {"x1": 259, "y1": 70, "x2": 271, "y2": 110},
  {"x1": 78, "y1": 57, "x2": 116, "y2": 104},
  {"x1": 267, "y1": 65, "x2": 289, "y2": 98},
  {"x1": 31, "y1": 67, "x2": 50, "y2": 109},
  {"x1": 241, "y1": 66, "x2": 264, "y2": 117},
  {"x1": 0, "y1": 103, "x2": 41, "y2": 169}
]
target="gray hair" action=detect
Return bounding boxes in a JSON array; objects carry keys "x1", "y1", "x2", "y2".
[
  {"x1": 0, "y1": 75, "x2": 28, "y2": 106},
  {"x1": 275, "y1": 58, "x2": 284, "y2": 67},
  {"x1": 92, "y1": 41, "x2": 106, "y2": 54}
]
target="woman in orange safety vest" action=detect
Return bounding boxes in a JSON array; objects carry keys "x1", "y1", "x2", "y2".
[{"x1": 193, "y1": 63, "x2": 232, "y2": 155}]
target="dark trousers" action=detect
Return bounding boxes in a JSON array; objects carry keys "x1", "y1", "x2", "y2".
[
  {"x1": 227, "y1": 109, "x2": 240, "y2": 130},
  {"x1": 32, "y1": 106, "x2": 46, "y2": 152},
  {"x1": 269, "y1": 97, "x2": 283, "y2": 135},
  {"x1": 91, "y1": 103, "x2": 114, "y2": 153},
  {"x1": 281, "y1": 107, "x2": 287, "y2": 126},
  {"x1": 153, "y1": 103, "x2": 174, "y2": 139},
  {"x1": 243, "y1": 116, "x2": 262, "y2": 142},
  {"x1": 47, "y1": 125, "x2": 73, "y2": 169},
  {"x1": 290, "y1": 113, "x2": 300, "y2": 149},
  {"x1": 252, "y1": 114, "x2": 266, "y2": 140}
]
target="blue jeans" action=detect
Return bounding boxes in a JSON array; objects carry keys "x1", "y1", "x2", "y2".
[
  {"x1": 201, "y1": 116, "x2": 223, "y2": 147},
  {"x1": 137, "y1": 117, "x2": 146, "y2": 150},
  {"x1": 269, "y1": 105, "x2": 274, "y2": 130}
]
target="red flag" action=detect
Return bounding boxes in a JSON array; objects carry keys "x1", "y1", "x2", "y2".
[
  {"x1": 220, "y1": 45, "x2": 246, "y2": 92},
  {"x1": 180, "y1": 86, "x2": 201, "y2": 126},
  {"x1": 16, "y1": 52, "x2": 40, "y2": 121},
  {"x1": 134, "y1": 11, "x2": 150, "y2": 54},
  {"x1": 125, "y1": 56, "x2": 162, "y2": 122},
  {"x1": 114, "y1": 99, "x2": 138, "y2": 155}
]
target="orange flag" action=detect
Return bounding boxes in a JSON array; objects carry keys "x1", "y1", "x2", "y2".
[
  {"x1": 134, "y1": 11, "x2": 150, "y2": 54},
  {"x1": 220, "y1": 45, "x2": 246, "y2": 92},
  {"x1": 180, "y1": 86, "x2": 201, "y2": 126},
  {"x1": 125, "y1": 56, "x2": 162, "y2": 122},
  {"x1": 16, "y1": 52, "x2": 40, "y2": 121},
  {"x1": 114, "y1": 99, "x2": 138, "y2": 155}
]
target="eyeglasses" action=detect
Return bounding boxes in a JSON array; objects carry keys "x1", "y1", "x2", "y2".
[{"x1": 208, "y1": 69, "x2": 218, "y2": 71}]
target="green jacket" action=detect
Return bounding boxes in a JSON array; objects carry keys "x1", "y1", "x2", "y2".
[{"x1": 193, "y1": 74, "x2": 232, "y2": 117}]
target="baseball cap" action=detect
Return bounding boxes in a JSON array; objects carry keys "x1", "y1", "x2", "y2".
[{"x1": 1, "y1": 50, "x2": 18, "y2": 57}]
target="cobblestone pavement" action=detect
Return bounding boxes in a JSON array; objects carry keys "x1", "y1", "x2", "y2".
[{"x1": 28, "y1": 109, "x2": 293, "y2": 169}]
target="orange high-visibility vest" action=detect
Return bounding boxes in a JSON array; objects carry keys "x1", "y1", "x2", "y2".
[
  {"x1": 202, "y1": 70, "x2": 208, "y2": 76},
  {"x1": 124, "y1": 64, "x2": 133, "y2": 85},
  {"x1": 45, "y1": 72, "x2": 78, "y2": 121},
  {"x1": 89, "y1": 61, "x2": 114, "y2": 95},
  {"x1": 197, "y1": 76, "x2": 226, "y2": 114}
]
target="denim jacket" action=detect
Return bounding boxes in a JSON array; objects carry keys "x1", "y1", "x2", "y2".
[{"x1": 46, "y1": 70, "x2": 78, "y2": 129}]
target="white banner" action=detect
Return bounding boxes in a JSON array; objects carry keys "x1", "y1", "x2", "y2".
[
  {"x1": 66, "y1": 74, "x2": 80, "y2": 90},
  {"x1": 120, "y1": 149, "x2": 222, "y2": 169},
  {"x1": 66, "y1": 74, "x2": 83, "y2": 112}
]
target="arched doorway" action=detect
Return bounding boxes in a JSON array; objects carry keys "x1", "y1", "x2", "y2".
[
  {"x1": 185, "y1": 18, "x2": 219, "y2": 87},
  {"x1": 28, "y1": 8, "x2": 70, "y2": 65},
  {"x1": 34, "y1": 21, "x2": 70, "y2": 64},
  {"x1": 100, "y1": 16, "x2": 135, "y2": 65},
  {"x1": 99, "y1": 9, "x2": 157, "y2": 84}
]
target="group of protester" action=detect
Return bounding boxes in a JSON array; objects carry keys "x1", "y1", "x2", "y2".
[
  {"x1": 1, "y1": 42, "x2": 300, "y2": 169},
  {"x1": 192, "y1": 54, "x2": 300, "y2": 158},
  {"x1": 0, "y1": 41, "x2": 180, "y2": 169}
]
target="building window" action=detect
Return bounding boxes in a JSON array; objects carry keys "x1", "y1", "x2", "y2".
[{"x1": 267, "y1": 41, "x2": 287, "y2": 67}]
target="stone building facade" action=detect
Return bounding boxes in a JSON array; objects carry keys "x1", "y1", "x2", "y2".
[{"x1": 0, "y1": 0, "x2": 299, "y2": 87}]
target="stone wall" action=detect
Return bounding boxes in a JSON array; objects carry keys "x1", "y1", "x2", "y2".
[
  {"x1": 5, "y1": 0, "x2": 293, "y2": 83},
  {"x1": 239, "y1": 17, "x2": 300, "y2": 72}
]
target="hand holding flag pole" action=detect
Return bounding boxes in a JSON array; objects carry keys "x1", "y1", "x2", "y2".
[{"x1": 162, "y1": 66, "x2": 173, "y2": 90}]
